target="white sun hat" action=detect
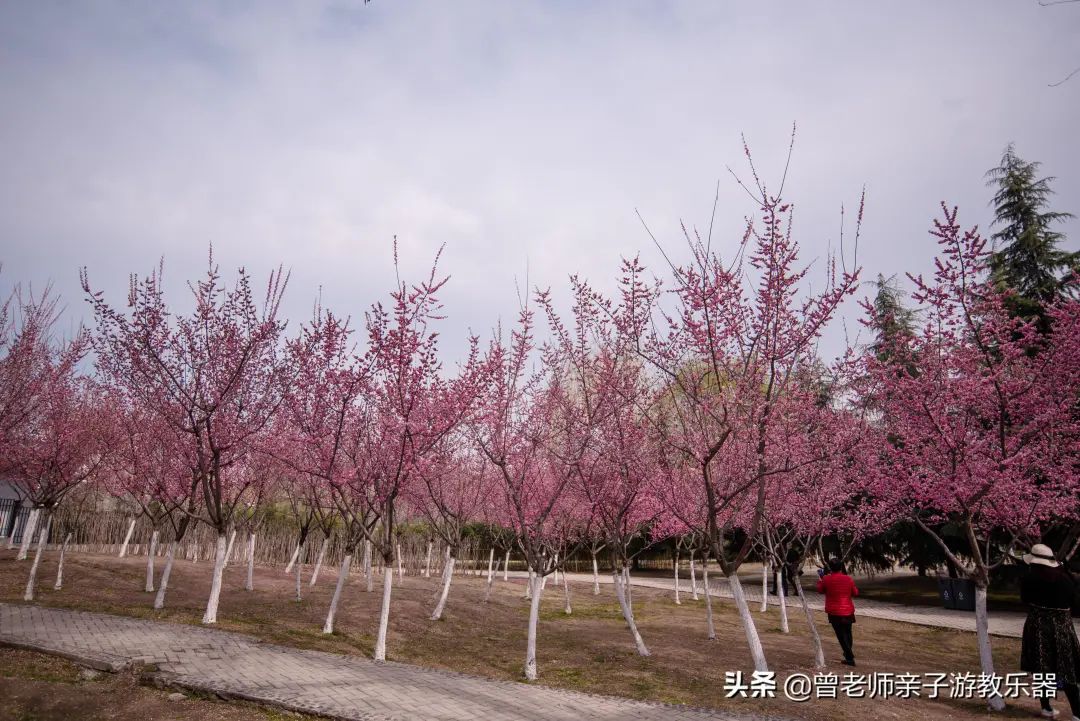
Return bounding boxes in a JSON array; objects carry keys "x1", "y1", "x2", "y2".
[{"x1": 1022, "y1": 544, "x2": 1060, "y2": 568}]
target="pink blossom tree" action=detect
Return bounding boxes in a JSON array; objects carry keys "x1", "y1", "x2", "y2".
[
  {"x1": 859, "y1": 205, "x2": 1080, "y2": 710},
  {"x1": 82, "y1": 254, "x2": 291, "y2": 624}
]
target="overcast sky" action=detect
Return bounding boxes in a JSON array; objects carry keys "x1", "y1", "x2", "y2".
[{"x1": 2, "y1": 1, "x2": 1078, "y2": 363}]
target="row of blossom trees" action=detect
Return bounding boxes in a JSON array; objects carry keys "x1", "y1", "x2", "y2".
[{"x1": 2, "y1": 172, "x2": 1077, "y2": 706}]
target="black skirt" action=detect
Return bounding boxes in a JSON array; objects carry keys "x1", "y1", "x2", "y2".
[{"x1": 1020, "y1": 605, "x2": 1080, "y2": 685}]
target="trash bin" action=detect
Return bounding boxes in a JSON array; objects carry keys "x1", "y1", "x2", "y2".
[
  {"x1": 952, "y1": 579, "x2": 976, "y2": 611},
  {"x1": 937, "y1": 578, "x2": 957, "y2": 609}
]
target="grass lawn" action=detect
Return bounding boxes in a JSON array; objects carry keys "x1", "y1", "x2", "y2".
[{"x1": 0, "y1": 550, "x2": 1061, "y2": 721}]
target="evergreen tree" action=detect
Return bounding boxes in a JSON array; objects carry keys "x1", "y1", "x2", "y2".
[
  {"x1": 985, "y1": 144, "x2": 1077, "y2": 323},
  {"x1": 868, "y1": 274, "x2": 917, "y2": 363}
]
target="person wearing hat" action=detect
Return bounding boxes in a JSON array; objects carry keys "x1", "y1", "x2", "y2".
[{"x1": 1020, "y1": 543, "x2": 1080, "y2": 720}]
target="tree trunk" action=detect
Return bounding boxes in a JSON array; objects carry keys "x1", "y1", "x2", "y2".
[
  {"x1": 793, "y1": 575, "x2": 824, "y2": 668},
  {"x1": 975, "y1": 584, "x2": 1006, "y2": 711},
  {"x1": 424, "y1": 542, "x2": 432, "y2": 577},
  {"x1": 396, "y1": 544, "x2": 404, "y2": 580},
  {"x1": 221, "y1": 527, "x2": 237, "y2": 570},
  {"x1": 431, "y1": 554, "x2": 455, "y2": 620},
  {"x1": 17, "y1": 508, "x2": 40, "y2": 561},
  {"x1": 153, "y1": 542, "x2": 177, "y2": 610},
  {"x1": 309, "y1": 536, "x2": 328, "y2": 586},
  {"x1": 364, "y1": 540, "x2": 373, "y2": 593},
  {"x1": 23, "y1": 516, "x2": 50, "y2": 601},
  {"x1": 613, "y1": 566, "x2": 650, "y2": 656},
  {"x1": 525, "y1": 568, "x2": 534, "y2": 600},
  {"x1": 623, "y1": 566, "x2": 633, "y2": 612},
  {"x1": 145, "y1": 530, "x2": 159, "y2": 592},
  {"x1": 486, "y1": 548, "x2": 495, "y2": 585},
  {"x1": 294, "y1": 541, "x2": 305, "y2": 601},
  {"x1": 760, "y1": 563, "x2": 769, "y2": 612},
  {"x1": 777, "y1": 572, "x2": 789, "y2": 633},
  {"x1": 503, "y1": 549, "x2": 510, "y2": 581},
  {"x1": 54, "y1": 532, "x2": 72, "y2": 590},
  {"x1": 728, "y1": 573, "x2": 768, "y2": 672},
  {"x1": 562, "y1": 577, "x2": 572, "y2": 615},
  {"x1": 591, "y1": 553, "x2": 601, "y2": 595},
  {"x1": 373, "y1": 563, "x2": 393, "y2": 662},
  {"x1": 117, "y1": 517, "x2": 135, "y2": 558},
  {"x1": 284, "y1": 542, "x2": 301, "y2": 575},
  {"x1": 703, "y1": 562, "x2": 716, "y2": 640},
  {"x1": 690, "y1": 549, "x2": 699, "y2": 600},
  {"x1": 524, "y1": 573, "x2": 543, "y2": 681},
  {"x1": 201, "y1": 533, "x2": 228, "y2": 624},
  {"x1": 244, "y1": 532, "x2": 256, "y2": 591},
  {"x1": 322, "y1": 553, "x2": 353, "y2": 634},
  {"x1": 673, "y1": 551, "x2": 681, "y2": 604},
  {"x1": 484, "y1": 560, "x2": 499, "y2": 603},
  {"x1": 553, "y1": 553, "x2": 560, "y2": 586}
]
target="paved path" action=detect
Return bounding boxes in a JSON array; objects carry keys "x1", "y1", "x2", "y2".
[
  {"x1": 0, "y1": 603, "x2": 777, "y2": 721},
  {"x1": 528, "y1": 571, "x2": 1080, "y2": 639}
]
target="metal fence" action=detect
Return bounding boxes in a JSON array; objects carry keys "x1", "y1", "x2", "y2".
[{"x1": 0, "y1": 499, "x2": 33, "y2": 544}]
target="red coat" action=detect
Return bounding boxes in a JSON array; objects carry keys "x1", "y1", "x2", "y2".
[{"x1": 816, "y1": 572, "x2": 858, "y2": 616}]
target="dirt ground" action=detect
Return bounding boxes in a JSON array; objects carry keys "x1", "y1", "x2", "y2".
[
  {"x1": 0, "y1": 645, "x2": 315, "y2": 721},
  {"x1": 0, "y1": 549, "x2": 1063, "y2": 721}
]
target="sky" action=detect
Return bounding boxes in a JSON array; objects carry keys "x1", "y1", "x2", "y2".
[{"x1": 1, "y1": 1, "x2": 1078, "y2": 364}]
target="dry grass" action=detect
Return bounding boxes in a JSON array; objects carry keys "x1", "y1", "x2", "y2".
[
  {"x1": 0, "y1": 645, "x2": 316, "y2": 721},
  {"x1": 0, "y1": 549, "x2": 1059, "y2": 721}
]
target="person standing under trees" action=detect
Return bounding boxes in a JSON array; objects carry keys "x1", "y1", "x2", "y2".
[
  {"x1": 1019, "y1": 544, "x2": 1080, "y2": 721},
  {"x1": 817, "y1": 558, "x2": 859, "y2": 666}
]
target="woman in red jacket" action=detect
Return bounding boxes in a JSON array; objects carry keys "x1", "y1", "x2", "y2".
[{"x1": 816, "y1": 558, "x2": 859, "y2": 666}]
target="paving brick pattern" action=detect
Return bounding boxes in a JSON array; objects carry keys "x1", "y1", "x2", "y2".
[{"x1": 0, "y1": 603, "x2": 772, "y2": 721}]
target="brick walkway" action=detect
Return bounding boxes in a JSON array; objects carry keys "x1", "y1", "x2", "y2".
[{"x1": 0, "y1": 603, "x2": 776, "y2": 721}]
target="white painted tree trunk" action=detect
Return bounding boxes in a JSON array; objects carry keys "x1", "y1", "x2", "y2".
[
  {"x1": 673, "y1": 552, "x2": 681, "y2": 605},
  {"x1": 553, "y1": 553, "x2": 560, "y2": 586},
  {"x1": 623, "y1": 566, "x2": 633, "y2": 612},
  {"x1": 525, "y1": 568, "x2": 534, "y2": 600},
  {"x1": 201, "y1": 533, "x2": 229, "y2": 624},
  {"x1": 145, "y1": 530, "x2": 159, "y2": 592},
  {"x1": 777, "y1": 572, "x2": 789, "y2": 633},
  {"x1": 17, "y1": 508, "x2": 40, "y2": 560},
  {"x1": 524, "y1": 573, "x2": 543, "y2": 680},
  {"x1": 364, "y1": 541, "x2": 373, "y2": 593},
  {"x1": 793, "y1": 576, "x2": 824, "y2": 668},
  {"x1": 591, "y1": 554, "x2": 600, "y2": 595},
  {"x1": 309, "y1": 536, "x2": 328, "y2": 586},
  {"x1": 760, "y1": 563, "x2": 769, "y2": 612},
  {"x1": 975, "y1": 585, "x2": 1006, "y2": 711},
  {"x1": 728, "y1": 573, "x2": 769, "y2": 672},
  {"x1": 486, "y1": 548, "x2": 494, "y2": 583},
  {"x1": 284, "y1": 542, "x2": 301, "y2": 575},
  {"x1": 613, "y1": 567, "x2": 650, "y2": 656},
  {"x1": 24, "y1": 517, "x2": 50, "y2": 601},
  {"x1": 690, "y1": 550, "x2": 699, "y2": 600},
  {"x1": 423, "y1": 542, "x2": 432, "y2": 577},
  {"x1": 396, "y1": 544, "x2": 404, "y2": 580},
  {"x1": 562, "y1": 577, "x2": 572, "y2": 614},
  {"x1": 430, "y1": 555, "x2": 455, "y2": 620},
  {"x1": 54, "y1": 532, "x2": 72, "y2": 590},
  {"x1": 484, "y1": 560, "x2": 498, "y2": 602},
  {"x1": 322, "y1": 553, "x2": 353, "y2": 634},
  {"x1": 154, "y1": 542, "x2": 177, "y2": 610},
  {"x1": 117, "y1": 517, "x2": 135, "y2": 558},
  {"x1": 294, "y1": 541, "x2": 304, "y2": 601},
  {"x1": 503, "y1": 549, "x2": 510, "y2": 581},
  {"x1": 373, "y1": 563, "x2": 393, "y2": 662},
  {"x1": 703, "y1": 562, "x2": 716, "y2": 640},
  {"x1": 245, "y1": 532, "x2": 256, "y2": 591},
  {"x1": 221, "y1": 528, "x2": 237, "y2": 570}
]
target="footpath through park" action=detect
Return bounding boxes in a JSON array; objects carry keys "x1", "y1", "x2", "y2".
[
  {"x1": 0, "y1": 602, "x2": 771, "y2": 721},
  {"x1": 529, "y1": 570, "x2": 1080, "y2": 639}
]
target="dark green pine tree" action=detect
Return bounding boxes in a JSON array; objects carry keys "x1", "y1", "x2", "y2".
[
  {"x1": 868, "y1": 274, "x2": 917, "y2": 364},
  {"x1": 985, "y1": 144, "x2": 1077, "y2": 324}
]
